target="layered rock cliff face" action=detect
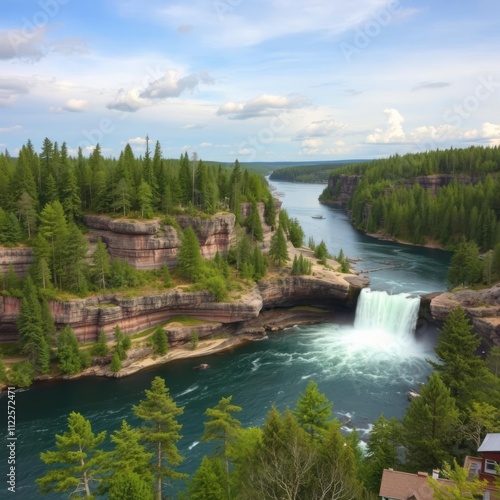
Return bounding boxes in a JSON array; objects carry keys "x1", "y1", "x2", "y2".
[
  {"x1": 83, "y1": 214, "x2": 237, "y2": 270},
  {"x1": 326, "y1": 173, "x2": 480, "y2": 207},
  {"x1": 423, "y1": 284, "x2": 500, "y2": 346},
  {"x1": 0, "y1": 247, "x2": 34, "y2": 276},
  {"x1": 0, "y1": 274, "x2": 367, "y2": 343}
]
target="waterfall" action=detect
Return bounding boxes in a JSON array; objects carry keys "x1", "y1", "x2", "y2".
[{"x1": 354, "y1": 288, "x2": 420, "y2": 336}]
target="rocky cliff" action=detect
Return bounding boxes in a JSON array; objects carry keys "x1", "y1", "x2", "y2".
[
  {"x1": 422, "y1": 284, "x2": 500, "y2": 346},
  {"x1": 0, "y1": 273, "x2": 368, "y2": 343},
  {"x1": 1, "y1": 200, "x2": 281, "y2": 277},
  {"x1": 83, "y1": 213, "x2": 238, "y2": 270},
  {"x1": 325, "y1": 173, "x2": 480, "y2": 207},
  {"x1": 0, "y1": 247, "x2": 34, "y2": 277}
]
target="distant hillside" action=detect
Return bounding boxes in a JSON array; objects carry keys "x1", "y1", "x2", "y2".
[
  {"x1": 269, "y1": 160, "x2": 368, "y2": 183},
  {"x1": 320, "y1": 146, "x2": 500, "y2": 250}
]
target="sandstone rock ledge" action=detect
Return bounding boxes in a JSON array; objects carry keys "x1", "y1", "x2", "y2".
[
  {"x1": 425, "y1": 284, "x2": 500, "y2": 346},
  {"x1": 0, "y1": 273, "x2": 368, "y2": 344}
]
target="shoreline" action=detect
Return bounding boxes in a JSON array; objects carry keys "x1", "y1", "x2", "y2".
[{"x1": 3, "y1": 308, "x2": 341, "y2": 389}]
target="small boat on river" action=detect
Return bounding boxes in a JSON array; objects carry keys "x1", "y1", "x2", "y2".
[{"x1": 311, "y1": 215, "x2": 325, "y2": 219}]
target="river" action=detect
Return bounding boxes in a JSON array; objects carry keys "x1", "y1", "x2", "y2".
[{"x1": 4, "y1": 181, "x2": 451, "y2": 498}]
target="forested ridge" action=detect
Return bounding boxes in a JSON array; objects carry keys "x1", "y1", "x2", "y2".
[
  {"x1": 0, "y1": 138, "x2": 314, "y2": 388},
  {"x1": 269, "y1": 160, "x2": 364, "y2": 183},
  {"x1": 320, "y1": 146, "x2": 500, "y2": 251}
]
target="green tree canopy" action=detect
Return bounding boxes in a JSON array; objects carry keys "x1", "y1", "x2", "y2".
[{"x1": 37, "y1": 412, "x2": 106, "y2": 498}]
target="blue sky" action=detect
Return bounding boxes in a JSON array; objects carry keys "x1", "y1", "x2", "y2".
[{"x1": 1, "y1": 0, "x2": 500, "y2": 161}]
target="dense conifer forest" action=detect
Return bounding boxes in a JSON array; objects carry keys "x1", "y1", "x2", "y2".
[
  {"x1": 321, "y1": 146, "x2": 500, "y2": 250},
  {"x1": 269, "y1": 160, "x2": 363, "y2": 183}
]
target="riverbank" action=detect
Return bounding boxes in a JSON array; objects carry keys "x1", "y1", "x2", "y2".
[{"x1": 366, "y1": 232, "x2": 445, "y2": 250}]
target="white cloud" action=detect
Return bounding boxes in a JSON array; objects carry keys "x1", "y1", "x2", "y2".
[
  {"x1": 217, "y1": 93, "x2": 307, "y2": 119},
  {"x1": 0, "y1": 125, "x2": 22, "y2": 133},
  {"x1": 200, "y1": 142, "x2": 212, "y2": 147},
  {"x1": 107, "y1": 88, "x2": 151, "y2": 112},
  {"x1": 107, "y1": 70, "x2": 213, "y2": 112},
  {"x1": 0, "y1": 78, "x2": 30, "y2": 106},
  {"x1": 141, "y1": 71, "x2": 213, "y2": 99},
  {"x1": 0, "y1": 26, "x2": 47, "y2": 62},
  {"x1": 366, "y1": 108, "x2": 406, "y2": 143},
  {"x1": 480, "y1": 122, "x2": 500, "y2": 145},
  {"x1": 293, "y1": 118, "x2": 346, "y2": 140},
  {"x1": 63, "y1": 98, "x2": 88, "y2": 112},
  {"x1": 128, "y1": 137, "x2": 148, "y2": 145}
]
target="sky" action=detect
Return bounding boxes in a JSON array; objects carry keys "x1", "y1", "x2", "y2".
[{"x1": 1, "y1": 0, "x2": 500, "y2": 162}]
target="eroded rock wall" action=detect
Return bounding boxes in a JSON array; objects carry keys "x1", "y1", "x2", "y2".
[
  {"x1": 0, "y1": 274, "x2": 366, "y2": 343},
  {"x1": 425, "y1": 284, "x2": 500, "y2": 346}
]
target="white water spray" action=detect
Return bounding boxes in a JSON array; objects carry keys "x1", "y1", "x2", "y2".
[{"x1": 354, "y1": 288, "x2": 420, "y2": 336}]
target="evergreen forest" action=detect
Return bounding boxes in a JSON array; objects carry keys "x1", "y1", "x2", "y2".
[{"x1": 320, "y1": 146, "x2": 500, "y2": 250}]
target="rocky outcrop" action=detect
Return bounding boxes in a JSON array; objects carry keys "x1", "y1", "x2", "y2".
[
  {"x1": 325, "y1": 173, "x2": 481, "y2": 207},
  {"x1": 0, "y1": 273, "x2": 368, "y2": 343},
  {"x1": 326, "y1": 174, "x2": 362, "y2": 207},
  {"x1": 424, "y1": 284, "x2": 500, "y2": 346},
  {"x1": 0, "y1": 247, "x2": 34, "y2": 277},
  {"x1": 83, "y1": 213, "x2": 237, "y2": 269}
]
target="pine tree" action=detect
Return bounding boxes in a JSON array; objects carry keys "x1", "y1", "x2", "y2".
[
  {"x1": 91, "y1": 330, "x2": 109, "y2": 357},
  {"x1": 429, "y1": 306, "x2": 489, "y2": 408},
  {"x1": 177, "y1": 227, "x2": 203, "y2": 281},
  {"x1": 151, "y1": 326, "x2": 168, "y2": 355},
  {"x1": 57, "y1": 325, "x2": 82, "y2": 375},
  {"x1": 188, "y1": 457, "x2": 227, "y2": 500},
  {"x1": 138, "y1": 180, "x2": 153, "y2": 218},
  {"x1": 245, "y1": 201, "x2": 264, "y2": 241},
  {"x1": 294, "y1": 380, "x2": 332, "y2": 439},
  {"x1": 37, "y1": 411, "x2": 106, "y2": 498},
  {"x1": 110, "y1": 352, "x2": 122, "y2": 372},
  {"x1": 268, "y1": 225, "x2": 289, "y2": 267},
  {"x1": 17, "y1": 191, "x2": 37, "y2": 239},
  {"x1": 132, "y1": 377, "x2": 187, "y2": 499},
  {"x1": 264, "y1": 193, "x2": 276, "y2": 228},
  {"x1": 447, "y1": 239, "x2": 482, "y2": 288},
  {"x1": 402, "y1": 373, "x2": 459, "y2": 471},
  {"x1": 17, "y1": 276, "x2": 43, "y2": 365},
  {"x1": 202, "y1": 396, "x2": 242, "y2": 497},
  {"x1": 92, "y1": 238, "x2": 110, "y2": 289}
]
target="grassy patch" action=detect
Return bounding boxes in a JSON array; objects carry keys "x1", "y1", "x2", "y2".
[{"x1": 167, "y1": 316, "x2": 207, "y2": 326}]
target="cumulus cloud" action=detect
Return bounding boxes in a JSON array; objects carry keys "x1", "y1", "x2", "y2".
[
  {"x1": 107, "y1": 88, "x2": 151, "y2": 112},
  {"x1": 0, "y1": 79, "x2": 30, "y2": 106},
  {"x1": 63, "y1": 98, "x2": 88, "y2": 112},
  {"x1": 217, "y1": 93, "x2": 307, "y2": 120},
  {"x1": 480, "y1": 122, "x2": 500, "y2": 145},
  {"x1": 128, "y1": 137, "x2": 148, "y2": 145},
  {"x1": 367, "y1": 108, "x2": 406, "y2": 143},
  {"x1": 293, "y1": 118, "x2": 346, "y2": 141},
  {"x1": 107, "y1": 70, "x2": 213, "y2": 112},
  {"x1": 141, "y1": 70, "x2": 213, "y2": 99},
  {"x1": 0, "y1": 27, "x2": 48, "y2": 62}
]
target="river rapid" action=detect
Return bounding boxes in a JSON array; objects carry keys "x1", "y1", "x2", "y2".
[{"x1": 4, "y1": 181, "x2": 451, "y2": 498}]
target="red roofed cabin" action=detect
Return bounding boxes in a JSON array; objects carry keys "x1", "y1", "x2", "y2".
[
  {"x1": 379, "y1": 469, "x2": 454, "y2": 500},
  {"x1": 477, "y1": 433, "x2": 500, "y2": 499}
]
